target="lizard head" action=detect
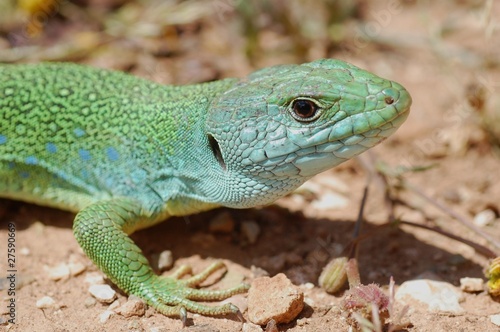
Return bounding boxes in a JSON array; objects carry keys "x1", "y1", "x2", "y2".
[{"x1": 206, "y1": 59, "x2": 411, "y2": 207}]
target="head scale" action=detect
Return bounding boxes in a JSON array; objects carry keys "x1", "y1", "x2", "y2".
[{"x1": 206, "y1": 59, "x2": 411, "y2": 207}]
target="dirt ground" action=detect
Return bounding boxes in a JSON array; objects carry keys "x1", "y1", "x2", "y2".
[{"x1": 0, "y1": 0, "x2": 499, "y2": 331}]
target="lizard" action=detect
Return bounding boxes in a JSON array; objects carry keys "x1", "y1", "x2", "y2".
[{"x1": 0, "y1": 59, "x2": 411, "y2": 321}]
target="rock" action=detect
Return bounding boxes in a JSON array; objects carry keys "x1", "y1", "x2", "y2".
[
  {"x1": 241, "y1": 220, "x2": 261, "y2": 244},
  {"x1": 84, "y1": 272, "x2": 106, "y2": 285},
  {"x1": 109, "y1": 300, "x2": 121, "y2": 311},
  {"x1": 247, "y1": 273, "x2": 304, "y2": 325},
  {"x1": 209, "y1": 211, "x2": 235, "y2": 233},
  {"x1": 89, "y1": 284, "x2": 117, "y2": 304},
  {"x1": 490, "y1": 314, "x2": 500, "y2": 327},
  {"x1": 99, "y1": 310, "x2": 114, "y2": 324},
  {"x1": 474, "y1": 209, "x2": 496, "y2": 227},
  {"x1": 395, "y1": 279, "x2": 464, "y2": 313},
  {"x1": 68, "y1": 262, "x2": 86, "y2": 276},
  {"x1": 116, "y1": 296, "x2": 146, "y2": 318},
  {"x1": 46, "y1": 263, "x2": 71, "y2": 281},
  {"x1": 460, "y1": 277, "x2": 484, "y2": 293},
  {"x1": 157, "y1": 250, "x2": 174, "y2": 272},
  {"x1": 68, "y1": 254, "x2": 87, "y2": 276},
  {"x1": 36, "y1": 296, "x2": 56, "y2": 309}
]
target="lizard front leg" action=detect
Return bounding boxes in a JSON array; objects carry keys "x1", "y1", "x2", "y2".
[{"x1": 72, "y1": 198, "x2": 249, "y2": 322}]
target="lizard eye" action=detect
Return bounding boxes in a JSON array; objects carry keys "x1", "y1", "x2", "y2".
[{"x1": 290, "y1": 98, "x2": 321, "y2": 122}]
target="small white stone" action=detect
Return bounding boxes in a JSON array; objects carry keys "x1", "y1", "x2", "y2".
[
  {"x1": 99, "y1": 310, "x2": 114, "y2": 324},
  {"x1": 20, "y1": 247, "x2": 30, "y2": 256},
  {"x1": 474, "y1": 209, "x2": 496, "y2": 227},
  {"x1": 46, "y1": 263, "x2": 71, "y2": 281},
  {"x1": 84, "y1": 272, "x2": 106, "y2": 285},
  {"x1": 109, "y1": 300, "x2": 121, "y2": 311},
  {"x1": 68, "y1": 262, "x2": 86, "y2": 276},
  {"x1": 490, "y1": 314, "x2": 500, "y2": 327},
  {"x1": 460, "y1": 277, "x2": 484, "y2": 293},
  {"x1": 36, "y1": 296, "x2": 56, "y2": 309},
  {"x1": 395, "y1": 279, "x2": 464, "y2": 313},
  {"x1": 303, "y1": 282, "x2": 315, "y2": 290},
  {"x1": 89, "y1": 284, "x2": 117, "y2": 304},
  {"x1": 157, "y1": 250, "x2": 174, "y2": 272},
  {"x1": 241, "y1": 220, "x2": 260, "y2": 244}
]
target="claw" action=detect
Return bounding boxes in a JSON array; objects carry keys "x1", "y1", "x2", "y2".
[
  {"x1": 180, "y1": 307, "x2": 188, "y2": 327},
  {"x1": 233, "y1": 306, "x2": 245, "y2": 322}
]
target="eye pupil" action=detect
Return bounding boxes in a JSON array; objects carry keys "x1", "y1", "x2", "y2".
[{"x1": 292, "y1": 99, "x2": 317, "y2": 119}]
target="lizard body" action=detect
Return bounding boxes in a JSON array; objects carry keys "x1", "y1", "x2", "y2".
[{"x1": 0, "y1": 59, "x2": 411, "y2": 318}]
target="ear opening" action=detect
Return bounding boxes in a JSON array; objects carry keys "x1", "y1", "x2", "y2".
[{"x1": 207, "y1": 134, "x2": 226, "y2": 171}]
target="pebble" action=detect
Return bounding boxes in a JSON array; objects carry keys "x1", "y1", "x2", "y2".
[
  {"x1": 36, "y1": 296, "x2": 56, "y2": 309},
  {"x1": 46, "y1": 263, "x2": 71, "y2": 281},
  {"x1": 490, "y1": 314, "x2": 500, "y2": 327},
  {"x1": 241, "y1": 220, "x2": 261, "y2": 244},
  {"x1": 115, "y1": 296, "x2": 146, "y2": 318},
  {"x1": 247, "y1": 273, "x2": 304, "y2": 325},
  {"x1": 157, "y1": 250, "x2": 174, "y2": 272},
  {"x1": 84, "y1": 272, "x2": 106, "y2": 285},
  {"x1": 88, "y1": 284, "x2": 117, "y2": 304},
  {"x1": 474, "y1": 209, "x2": 496, "y2": 227},
  {"x1": 99, "y1": 310, "x2": 114, "y2": 324},
  {"x1": 68, "y1": 262, "x2": 86, "y2": 276},
  {"x1": 395, "y1": 279, "x2": 464, "y2": 313},
  {"x1": 460, "y1": 277, "x2": 484, "y2": 293}
]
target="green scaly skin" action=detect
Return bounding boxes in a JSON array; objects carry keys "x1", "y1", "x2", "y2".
[{"x1": 0, "y1": 59, "x2": 411, "y2": 319}]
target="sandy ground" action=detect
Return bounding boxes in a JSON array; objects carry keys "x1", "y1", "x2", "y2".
[{"x1": 0, "y1": 0, "x2": 499, "y2": 331}]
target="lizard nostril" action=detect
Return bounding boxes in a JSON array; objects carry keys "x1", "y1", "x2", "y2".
[
  {"x1": 384, "y1": 96, "x2": 395, "y2": 105},
  {"x1": 382, "y1": 87, "x2": 400, "y2": 105}
]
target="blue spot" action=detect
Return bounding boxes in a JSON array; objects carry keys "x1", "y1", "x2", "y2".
[
  {"x1": 0, "y1": 134, "x2": 6, "y2": 144},
  {"x1": 25, "y1": 156, "x2": 38, "y2": 165},
  {"x1": 78, "y1": 149, "x2": 91, "y2": 161},
  {"x1": 106, "y1": 147, "x2": 120, "y2": 162},
  {"x1": 46, "y1": 143, "x2": 57, "y2": 153},
  {"x1": 74, "y1": 128, "x2": 86, "y2": 137},
  {"x1": 81, "y1": 169, "x2": 89, "y2": 179},
  {"x1": 19, "y1": 171, "x2": 30, "y2": 178},
  {"x1": 7, "y1": 162, "x2": 15, "y2": 169}
]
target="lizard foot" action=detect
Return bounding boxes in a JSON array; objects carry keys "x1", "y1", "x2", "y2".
[{"x1": 143, "y1": 260, "x2": 249, "y2": 323}]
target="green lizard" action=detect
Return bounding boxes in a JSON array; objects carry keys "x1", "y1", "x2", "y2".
[{"x1": 0, "y1": 59, "x2": 411, "y2": 320}]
